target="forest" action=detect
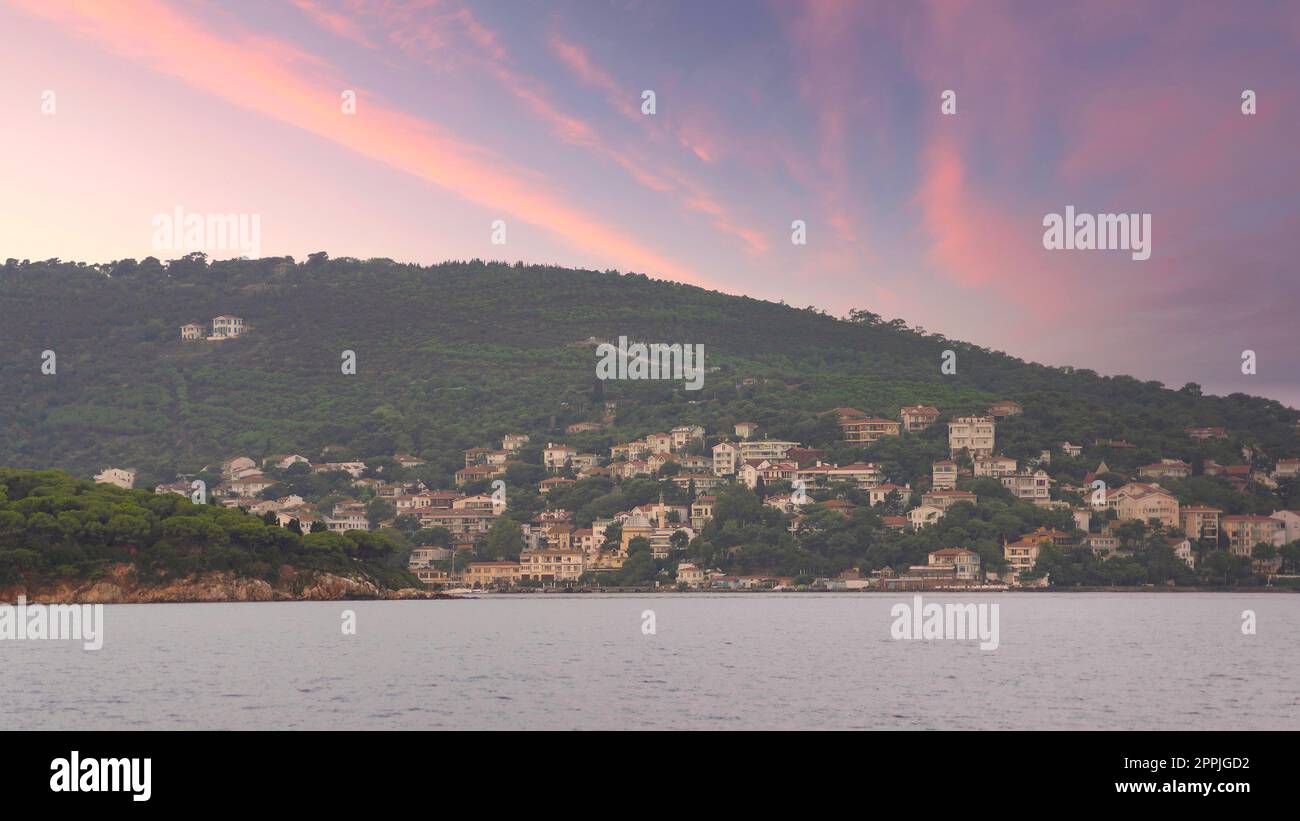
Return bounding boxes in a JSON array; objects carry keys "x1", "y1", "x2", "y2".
[
  {"x1": 0, "y1": 468, "x2": 414, "y2": 589},
  {"x1": 3, "y1": 253, "x2": 1297, "y2": 494}
]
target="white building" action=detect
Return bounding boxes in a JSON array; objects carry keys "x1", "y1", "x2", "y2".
[
  {"x1": 948, "y1": 416, "x2": 995, "y2": 458},
  {"x1": 211, "y1": 315, "x2": 246, "y2": 337},
  {"x1": 94, "y1": 467, "x2": 136, "y2": 489}
]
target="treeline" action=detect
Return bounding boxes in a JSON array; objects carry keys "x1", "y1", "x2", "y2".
[{"x1": 0, "y1": 468, "x2": 414, "y2": 588}]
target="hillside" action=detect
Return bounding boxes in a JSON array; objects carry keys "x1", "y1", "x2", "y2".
[{"x1": 3, "y1": 255, "x2": 1297, "y2": 490}]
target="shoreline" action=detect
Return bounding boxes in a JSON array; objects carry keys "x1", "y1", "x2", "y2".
[{"x1": 6, "y1": 585, "x2": 1292, "y2": 605}]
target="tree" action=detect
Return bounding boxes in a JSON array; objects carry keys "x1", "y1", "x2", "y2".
[
  {"x1": 480, "y1": 517, "x2": 524, "y2": 561},
  {"x1": 365, "y1": 498, "x2": 395, "y2": 527}
]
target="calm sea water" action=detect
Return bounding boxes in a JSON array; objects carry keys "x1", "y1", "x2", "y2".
[{"x1": 2, "y1": 593, "x2": 1296, "y2": 730}]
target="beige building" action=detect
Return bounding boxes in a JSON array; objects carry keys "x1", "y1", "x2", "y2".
[
  {"x1": 1003, "y1": 538, "x2": 1042, "y2": 577},
  {"x1": 1138, "y1": 459, "x2": 1192, "y2": 480},
  {"x1": 927, "y1": 548, "x2": 982, "y2": 581},
  {"x1": 1180, "y1": 506, "x2": 1222, "y2": 541},
  {"x1": 180, "y1": 322, "x2": 205, "y2": 340},
  {"x1": 211, "y1": 315, "x2": 245, "y2": 337},
  {"x1": 931, "y1": 460, "x2": 958, "y2": 490},
  {"x1": 543, "y1": 443, "x2": 577, "y2": 471},
  {"x1": 908, "y1": 504, "x2": 945, "y2": 530},
  {"x1": 519, "y1": 548, "x2": 586, "y2": 583},
  {"x1": 1001, "y1": 469, "x2": 1051, "y2": 501},
  {"x1": 838, "y1": 415, "x2": 902, "y2": 445},
  {"x1": 900, "y1": 405, "x2": 940, "y2": 432},
  {"x1": 463, "y1": 561, "x2": 522, "y2": 588},
  {"x1": 948, "y1": 416, "x2": 995, "y2": 458},
  {"x1": 94, "y1": 467, "x2": 137, "y2": 489},
  {"x1": 1221, "y1": 516, "x2": 1284, "y2": 557},
  {"x1": 676, "y1": 562, "x2": 706, "y2": 588},
  {"x1": 974, "y1": 455, "x2": 1017, "y2": 477},
  {"x1": 1113, "y1": 484, "x2": 1179, "y2": 528}
]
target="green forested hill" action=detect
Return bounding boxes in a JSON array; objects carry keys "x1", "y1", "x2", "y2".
[{"x1": 2, "y1": 254, "x2": 1297, "y2": 489}]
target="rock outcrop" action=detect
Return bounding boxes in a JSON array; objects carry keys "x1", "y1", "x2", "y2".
[{"x1": 0, "y1": 563, "x2": 446, "y2": 604}]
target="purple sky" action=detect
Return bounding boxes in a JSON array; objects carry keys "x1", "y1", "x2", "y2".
[{"x1": 2, "y1": 0, "x2": 1298, "y2": 405}]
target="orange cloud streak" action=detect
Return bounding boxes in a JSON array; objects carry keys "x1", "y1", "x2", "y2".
[{"x1": 6, "y1": 0, "x2": 716, "y2": 288}]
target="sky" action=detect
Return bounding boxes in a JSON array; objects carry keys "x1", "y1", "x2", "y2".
[{"x1": 2, "y1": 0, "x2": 1298, "y2": 406}]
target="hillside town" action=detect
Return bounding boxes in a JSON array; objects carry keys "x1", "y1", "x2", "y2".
[{"x1": 94, "y1": 398, "x2": 1300, "y2": 592}]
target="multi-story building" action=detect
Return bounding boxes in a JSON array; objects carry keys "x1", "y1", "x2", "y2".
[
  {"x1": 211, "y1": 315, "x2": 245, "y2": 337},
  {"x1": 931, "y1": 459, "x2": 958, "y2": 490},
  {"x1": 824, "y1": 462, "x2": 882, "y2": 489},
  {"x1": 988, "y1": 400, "x2": 1022, "y2": 418},
  {"x1": 837, "y1": 415, "x2": 902, "y2": 445},
  {"x1": 948, "y1": 416, "x2": 995, "y2": 458},
  {"x1": 519, "y1": 548, "x2": 586, "y2": 583},
  {"x1": 973, "y1": 455, "x2": 1017, "y2": 477},
  {"x1": 1180, "y1": 506, "x2": 1222, "y2": 541},
  {"x1": 1269, "y1": 510, "x2": 1300, "y2": 545},
  {"x1": 1003, "y1": 538, "x2": 1042, "y2": 576},
  {"x1": 463, "y1": 561, "x2": 522, "y2": 588},
  {"x1": 738, "y1": 440, "x2": 800, "y2": 462},
  {"x1": 670, "y1": 425, "x2": 705, "y2": 451},
  {"x1": 1221, "y1": 515, "x2": 1285, "y2": 557},
  {"x1": 900, "y1": 405, "x2": 940, "y2": 432},
  {"x1": 927, "y1": 548, "x2": 982, "y2": 581},
  {"x1": 543, "y1": 443, "x2": 577, "y2": 472},
  {"x1": 711, "y1": 442, "x2": 739, "y2": 476},
  {"x1": 501, "y1": 433, "x2": 530, "y2": 453},
  {"x1": 1112, "y1": 484, "x2": 1180, "y2": 528},
  {"x1": 180, "y1": 322, "x2": 205, "y2": 340},
  {"x1": 1000, "y1": 469, "x2": 1051, "y2": 501}
]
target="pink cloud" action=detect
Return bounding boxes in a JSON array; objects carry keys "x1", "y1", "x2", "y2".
[{"x1": 5, "y1": 0, "x2": 716, "y2": 288}]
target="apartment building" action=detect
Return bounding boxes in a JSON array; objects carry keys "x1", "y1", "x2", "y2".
[
  {"x1": 670, "y1": 425, "x2": 705, "y2": 451},
  {"x1": 463, "y1": 561, "x2": 522, "y2": 588},
  {"x1": 1003, "y1": 538, "x2": 1042, "y2": 575},
  {"x1": 1179, "y1": 506, "x2": 1222, "y2": 541},
  {"x1": 519, "y1": 548, "x2": 586, "y2": 583},
  {"x1": 948, "y1": 416, "x2": 995, "y2": 458},
  {"x1": 838, "y1": 415, "x2": 903, "y2": 445},
  {"x1": 931, "y1": 459, "x2": 958, "y2": 490},
  {"x1": 1221, "y1": 516, "x2": 1285, "y2": 557}
]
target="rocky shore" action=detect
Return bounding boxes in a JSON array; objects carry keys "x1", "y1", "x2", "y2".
[{"x1": 0, "y1": 563, "x2": 452, "y2": 604}]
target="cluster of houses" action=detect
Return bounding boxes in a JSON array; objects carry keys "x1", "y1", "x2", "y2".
[
  {"x1": 89, "y1": 396, "x2": 1300, "y2": 589},
  {"x1": 180, "y1": 315, "x2": 247, "y2": 341}
]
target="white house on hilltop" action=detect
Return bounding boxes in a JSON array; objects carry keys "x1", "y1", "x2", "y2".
[{"x1": 94, "y1": 467, "x2": 136, "y2": 489}]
